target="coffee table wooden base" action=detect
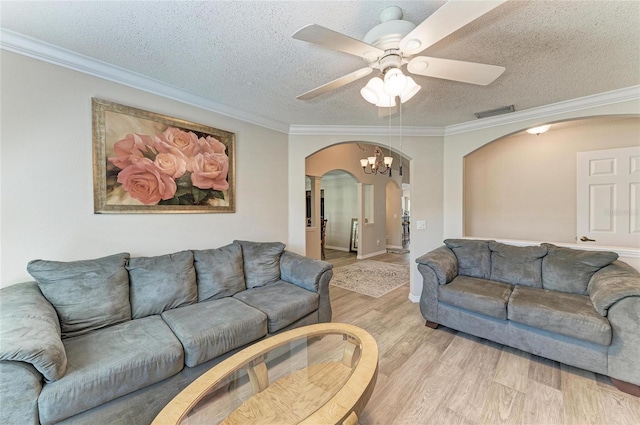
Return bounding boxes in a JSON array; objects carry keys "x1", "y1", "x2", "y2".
[
  {"x1": 152, "y1": 323, "x2": 378, "y2": 425},
  {"x1": 222, "y1": 362, "x2": 352, "y2": 424}
]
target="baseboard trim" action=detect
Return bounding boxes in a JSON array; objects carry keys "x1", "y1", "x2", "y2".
[
  {"x1": 357, "y1": 249, "x2": 388, "y2": 260},
  {"x1": 408, "y1": 293, "x2": 420, "y2": 303},
  {"x1": 386, "y1": 245, "x2": 404, "y2": 250},
  {"x1": 325, "y1": 245, "x2": 350, "y2": 252}
]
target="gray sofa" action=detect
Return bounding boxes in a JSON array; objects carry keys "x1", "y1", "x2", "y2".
[
  {"x1": 0, "y1": 240, "x2": 333, "y2": 425},
  {"x1": 416, "y1": 239, "x2": 640, "y2": 396}
]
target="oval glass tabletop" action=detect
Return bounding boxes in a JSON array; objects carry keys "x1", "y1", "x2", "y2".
[{"x1": 152, "y1": 323, "x2": 378, "y2": 425}]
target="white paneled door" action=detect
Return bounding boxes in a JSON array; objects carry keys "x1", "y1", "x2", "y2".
[{"x1": 577, "y1": 146, "x2": 640, "y2": 248}]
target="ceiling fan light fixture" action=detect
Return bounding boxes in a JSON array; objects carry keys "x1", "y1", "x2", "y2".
[
  {"x1": 375, "y1": 93, "x2": 396, "y2": 108},
  {"x1": 360, "y1": 77, "x2": 384, "y2": 104},
  {"x1": 383, "y1": 68, "x2": 408, "y2": 96},
  {"x1": 400, "y1": 76, "x2": 421, "y2": 103}
]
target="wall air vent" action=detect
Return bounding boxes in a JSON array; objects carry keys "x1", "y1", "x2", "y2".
[{"x1": 474, "y1": 105, "x2": 515, "y2": 119}]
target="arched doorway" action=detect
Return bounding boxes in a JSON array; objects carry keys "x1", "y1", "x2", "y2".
[
  {"x1": 463, "y1": 116, "x2": 640, "y2": 245},
  {"x1": 305, "y1": 142, "x2": 410, "y2": 260}
]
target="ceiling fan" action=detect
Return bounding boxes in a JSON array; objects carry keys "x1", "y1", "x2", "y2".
[{"x1": 292, "y1": 0, "x2": 507, "y2": 108}]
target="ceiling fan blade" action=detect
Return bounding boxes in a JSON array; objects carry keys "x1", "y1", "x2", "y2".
[
  {"x1": 400, "y1": 0, "x2": 508, "y2": 56},
  {"x1": 408, "y1": 56, "x2": 505, "y2": 86},
  {"x1": 292, "y1": 24, "x2": 384, "y2": 60},
  {"x1": 297, "y1": 67, "x2": 373, "y2": 100}
]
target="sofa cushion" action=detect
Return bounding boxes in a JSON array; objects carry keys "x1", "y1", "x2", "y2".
[
  {"x1": 444, "y1": 239, "x2": 492, "y2": 279},
  {"x1": 127, "y1": 250, "x2": 197, "y2": 319},
  {"x1": 38, "y1": 316, "x2": 183, "y2": 425},
  {"x1": 234, "y1": 240, "x2": 286, "y2": 288},
  {"x1": 27, "y1": 253, "x2": 131, "y2": 338},
  {"x1": 233, "y1": 281, "x2": 319, "y2": 333},
  {"x1": 438, "y1": 276, "x2": 513, "y2": 320},
  {"x1": 541, "y1": 244, "x2": 618, "y2": 295},
  {"x1": 489, "y1": 241, "x2": 547, "y2": 288},
  {"x1": 508, "y1": 285, "x2": 612, "y2": 346},
  {"x1": 161, "y1": 298, "x2": 267, "y2": 367},
  {"x1": 193, "y1": 244, "x2": 246, "y2": 301}
]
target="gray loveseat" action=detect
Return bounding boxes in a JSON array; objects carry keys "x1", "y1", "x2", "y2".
[
  {"x1": 0, "y1": 240, "x2": 333, "y2": 425},
  {"x1": 416, "y1": 239, "x2": 640, "y2": 396}
]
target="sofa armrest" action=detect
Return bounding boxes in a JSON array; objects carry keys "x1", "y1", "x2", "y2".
[
  {"x1": 606, "y1": 296, "x2": 640, "y2": 386},
  {"x1": 589, "y1": 261, "x2": 640, "y2": 316},
  {"x1": 0, "y1": 281, "x2": 67, "y2": 382},
  {"x1": 416, "y1": 245, "x2": 458, "y2": 285},
  {"x1": 0, "y1": 361, "x2": 42, "y2": 425},
  {"x1": 280, "y1": 251, "x2": 333, "y2": 323},
  {"x1": 280, "y1": 251, "x2": 333, "y2": 293}
]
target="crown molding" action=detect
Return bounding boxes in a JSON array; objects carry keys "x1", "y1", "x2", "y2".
[
  {"x1": 0, "y1": 28, "x2": 290, "y2": 134},
  {"x1": 288, "y1": 125, "x2": 444, "y2": 137},
  {"x1": 445, "y1": 85, "x2": 640, "y2": 135},
  {"x1": 3, "y1": 29, "x2": 638, "y2": 137}
]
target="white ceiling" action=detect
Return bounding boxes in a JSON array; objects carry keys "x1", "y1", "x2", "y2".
[{"x1": 1, "y1": 1, "x2": 639, "y2": 130}]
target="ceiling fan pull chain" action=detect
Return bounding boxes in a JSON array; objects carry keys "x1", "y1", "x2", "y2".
[{"x1": 399, "y1": 102, "x2": 403, "y2": 177}]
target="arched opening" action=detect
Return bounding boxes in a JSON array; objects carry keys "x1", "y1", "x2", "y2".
[
  {"x1": 305, "y1": 141, "x2": 411, "y2": 260},
  {"x1": 463, "y1": 115, "x2": 640, "y2": 245}
]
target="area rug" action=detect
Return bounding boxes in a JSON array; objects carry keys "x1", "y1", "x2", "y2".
[{"x1": 331, "y1": 260, "x2": 410, "y2": 298}]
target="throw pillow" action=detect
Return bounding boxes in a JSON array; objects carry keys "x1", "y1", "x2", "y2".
[
  {"x1": 541, "y1": 243, "x2": 618, "y2": 295},
  {"x1": 27, "y1": 253, "x2": 131, "y2": 338},
  {"x1": 489, "y1": 241, "x2": 548, "y2": 287},
  {"x1": 127, "y1": 250, "x2": 197, "y2": 319},
  {"x1": 444, "y1": 239, "x2": 492, "y2": 279},
  {"x1": 234, "y1": 240, "x2": 286, "y2": 288},
  {"x1": 193, "y1": 243, "x2": 246, "y2": 301}
]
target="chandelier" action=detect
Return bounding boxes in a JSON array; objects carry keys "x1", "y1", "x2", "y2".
[{"x1": 360, "y1": 146, "x2": 393, "y2": 176}]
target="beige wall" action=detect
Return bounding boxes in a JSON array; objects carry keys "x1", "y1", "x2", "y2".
[
  {"x1": 1, "y1": 51, "x2": 289, "y2": 287},
  {"x1": 465, "y1": 117, "x2": 640, "y2": 243},
  {"x1": 386, "y1": 181, "x2": 403, "y2": 248},
  {"x1": 321, "y1": 173, "x2": 358, "y2": 251}
]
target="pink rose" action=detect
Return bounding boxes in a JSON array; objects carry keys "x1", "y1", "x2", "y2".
[
  {"x1": 154, "y1": 135, "x2": 191, "y2": 170},
  {"x1": 117, "y1": 158, "x2": 177, "y2": 205},
  {"x1": 160, "y1": 127, "x2": 200, "y2": 158},
  {"x1": 154, "y1": 152, "x2": 186, "y2": 179},
  {"x1": 108, "y1": 133, "x2": 153, "y2": 169},
  {"x1": 191, "y1": 152, "x2": 229, "y2": 191},
  {"x1": 197, "y1": 136, "x2": 226, "y2": 155}
]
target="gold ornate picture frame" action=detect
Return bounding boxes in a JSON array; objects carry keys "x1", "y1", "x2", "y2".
[{"x1": 92, "y1": 98, "x2": 235, "y2": 213}]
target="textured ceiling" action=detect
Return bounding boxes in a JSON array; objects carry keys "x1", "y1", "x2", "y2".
[{"x1": 2, "y1": 1, "x2": 639, "y2": 128}]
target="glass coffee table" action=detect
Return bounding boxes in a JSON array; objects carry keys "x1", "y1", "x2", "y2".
[{"x1": 152, "y1": 323, "x2": 378, "y2": 425}]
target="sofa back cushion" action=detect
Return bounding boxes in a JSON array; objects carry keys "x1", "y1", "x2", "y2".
[
  {"x1": 128, "y1": 250, "x2": 197, "y2": 319},
  {"x1": 489, "y1": 241, "x2": 548, "y2": 287},
  {"x1": 444, "y1": 239, "x2": 492, "y2": 279},
  {"x1": 193, "y1": 243, "x2": 246, "y2": 301},
  {"x1": 27, "y1": 253, "x2": 131, "y2": 338},
  {"x1": 541, "y1": 244, "x2": 618, "y2": 295},
  {"x1": 234, "y1": 240, "x2": 286, "y2": 288}
]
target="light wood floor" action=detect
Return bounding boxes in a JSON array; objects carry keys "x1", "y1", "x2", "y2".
[{"x1": 325, "y1": 249, "x2": 640, "y2": 425}]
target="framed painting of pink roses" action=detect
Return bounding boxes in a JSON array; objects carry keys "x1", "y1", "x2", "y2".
[{"x1": 92, "y1": 98, "x2": 235, "y2": 213}]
